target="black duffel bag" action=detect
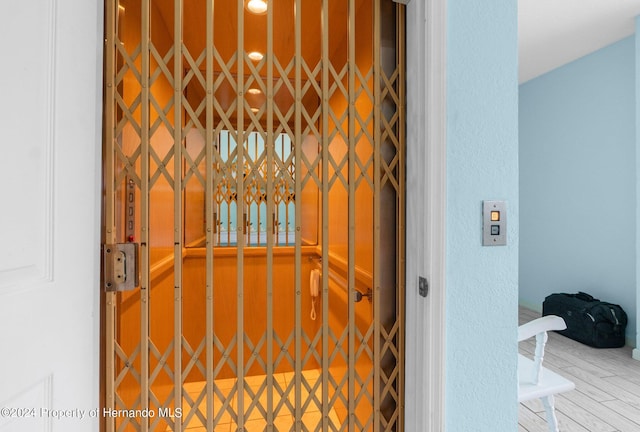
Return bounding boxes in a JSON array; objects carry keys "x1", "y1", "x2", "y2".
[{"x1": 542, "y1": 292, "x2": 627, "y2": 348}]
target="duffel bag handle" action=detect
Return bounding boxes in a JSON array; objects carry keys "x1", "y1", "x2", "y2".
[{"x1": 575, "y1": 291, "x2": 598, "y2": 302}]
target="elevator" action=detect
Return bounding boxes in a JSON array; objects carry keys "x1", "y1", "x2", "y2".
[{"x1": 102, "y1": 0, "x2": 405, "y2": 430}]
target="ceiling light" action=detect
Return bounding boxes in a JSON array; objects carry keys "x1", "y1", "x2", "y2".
[
  {"x1": 250, "y1": 107, "x2": 260, "y2": 113},
  {"x1": 247, "y1": 88, "x2": 262, "y2": 95},
  {"x1": 246, "y1": 0, "x2": 267, "y2": 15},
  {"x1": 248, "y1": 51, "x2": 264, "y2": 61}
]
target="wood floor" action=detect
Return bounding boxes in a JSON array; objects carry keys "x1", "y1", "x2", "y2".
[{"x1": 519, "y1": 307, "x2": 640, "y2": 432}]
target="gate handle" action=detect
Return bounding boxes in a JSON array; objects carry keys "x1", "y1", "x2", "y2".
[
  {"x1": 354, "y1": 289, "x2": 373, "y2": 303},
  {"x1": 103, "y1": 243, "x2": 139, "y2": 292}
]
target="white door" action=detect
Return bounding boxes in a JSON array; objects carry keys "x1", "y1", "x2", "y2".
[{"x1": 0, "y1": 1, "x2": 102, "y2": 431}]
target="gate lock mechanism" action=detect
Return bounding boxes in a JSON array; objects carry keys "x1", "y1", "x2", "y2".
[{"x1": 103, "y1": 243, "x2": 139, "y2": 292}]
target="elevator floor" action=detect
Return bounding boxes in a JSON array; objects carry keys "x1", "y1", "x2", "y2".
[{"x1": 168, "y1": 369, "x2": 340, "y2": 431}]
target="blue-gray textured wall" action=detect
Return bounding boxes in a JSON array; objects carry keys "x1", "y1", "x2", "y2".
[
  {"x1": 446, "y1": 0, "x2": 520, "y2": 429},
  {"x1": 519, "y1": 37, "x2": 636, "y2": 344}
]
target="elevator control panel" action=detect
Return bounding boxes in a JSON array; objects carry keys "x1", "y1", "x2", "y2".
[
  {"x1": 126, "y1": 177, "x2": 136, "y2": 242},
  {"x1": 483, "y1": 200, "x2": 507, "y2": 246}
]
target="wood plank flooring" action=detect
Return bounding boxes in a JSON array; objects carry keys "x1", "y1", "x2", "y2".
[{"x1": 519, "y1": 307, "x2": 640, "y2": 432}]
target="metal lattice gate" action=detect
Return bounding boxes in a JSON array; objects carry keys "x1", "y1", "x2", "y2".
[{"x1": 103, "y1": 0, "x2": 405, "y2": 430}]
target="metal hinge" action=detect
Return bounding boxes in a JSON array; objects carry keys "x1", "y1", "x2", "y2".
[{"x1": 103, "y1": 243, "x2": 139, "y2": 292}]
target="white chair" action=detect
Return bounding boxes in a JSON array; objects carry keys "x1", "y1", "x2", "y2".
[{"x1": 518, "y1": 315, "x2": 575, "y2": 432}]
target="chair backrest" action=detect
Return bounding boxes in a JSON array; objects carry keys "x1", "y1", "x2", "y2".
[{"x1": 518, "y1": 315, "x2": 567, "y2": 384}]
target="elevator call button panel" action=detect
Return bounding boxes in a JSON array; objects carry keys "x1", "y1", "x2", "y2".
[{"x1": 483, "y1": 200, "x2": 506, "y2": 246}]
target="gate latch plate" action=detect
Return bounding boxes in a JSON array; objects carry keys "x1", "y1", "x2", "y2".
[{"x1": 104, "y1": 243, "x2": 139, "y2": 292}]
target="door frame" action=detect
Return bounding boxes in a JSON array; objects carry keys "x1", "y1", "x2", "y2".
[{"x1": 402, "y1": 0, "x2": 447, "y2": 430}]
